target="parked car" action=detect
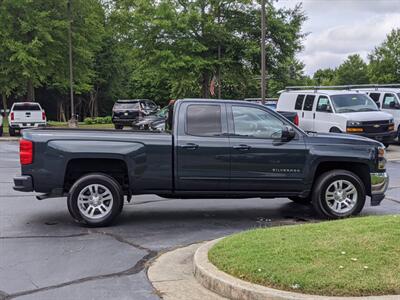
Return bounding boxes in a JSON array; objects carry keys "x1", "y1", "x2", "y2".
[
  {"x1": 14, "y1": 99, "x2": 388, "y2": 226},
  {"x1": 351, "y1": 87, "x2": 400, "y2": 141},
  {"x1": 8, "y1": 102, "x2": 47, "y2": 136},
  {"x1": 112, "y1": 99, "x2": 158, "y2": 129},
  {"x1": 132, "y1": 105, "x2": 169, "y2": 130},
  {"x1": 277, "y1": 89, "x2": 396, "y2": 147},
  {"x1": 244, "y1": 98, "x2": 299, "y2": 125}
]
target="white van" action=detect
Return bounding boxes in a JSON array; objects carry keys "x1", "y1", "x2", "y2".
[
  {"x1": 277, "y1": 89, "x2": 396, "y2": 146},
  {"x1": 351, "y1": 88, "x2": 400, "y2": 140}
]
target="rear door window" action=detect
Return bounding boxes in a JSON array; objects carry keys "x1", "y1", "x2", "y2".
[
  {"x1": 294, "y1": 95, "x2": 305, "y2": 110},
  {"x1": 13, "y1": 103, "x2": 41, "y2": 111},
  {"x1": 303, "y1": 95, "x2": 315, "y2": 111},
  {"x1": 186, "y1": 104, "x2": 222, "y2": 136}
]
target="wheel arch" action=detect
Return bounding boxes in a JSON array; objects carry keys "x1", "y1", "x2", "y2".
[
  {"x1": 312, "y1": 161, "x2": 371, "y2": 196},
  {"x1": 64, "y1": 158, "x2": 129, "y2": 194}
]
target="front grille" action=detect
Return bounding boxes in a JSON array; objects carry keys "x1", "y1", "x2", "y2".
[
  {"x1": 363, "y1": 125, "x2": 389, "y2": 133},
  {"x1": 361, "y1": 120, "x2": 390, "y2": 125}
]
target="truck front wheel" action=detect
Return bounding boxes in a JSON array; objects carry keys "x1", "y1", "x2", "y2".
[
  {"x1": 67, "y1": 173, "x2": 124, "y2": 227},
  {"x1": 312, "y1": 170, "x2": 365, "y2": 219}
]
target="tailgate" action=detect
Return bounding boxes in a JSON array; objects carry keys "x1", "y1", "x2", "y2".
[{"x1": 14, "y1": 111, "x2": 43, "y2": 122}]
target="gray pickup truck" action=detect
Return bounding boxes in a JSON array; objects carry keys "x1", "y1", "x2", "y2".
[{"x1": 14, "y1": 99, "x2": 388, "y2": 226}]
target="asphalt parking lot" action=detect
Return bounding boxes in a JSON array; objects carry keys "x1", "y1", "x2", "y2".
[{"x1": 1, "y1": 141, "x2": 400, "y2": 300}]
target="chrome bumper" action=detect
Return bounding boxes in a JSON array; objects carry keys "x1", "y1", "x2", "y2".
[
  {"x1": 371, "y1": 172, "x2": 389, "y2": 195},
  {"x1": 370, "y1": 172, "x2": 389, "y2": 206}
]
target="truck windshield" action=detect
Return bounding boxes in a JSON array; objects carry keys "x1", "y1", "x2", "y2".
[{"x1": 331, "y1": 94, "x2": 378, "y2": 113}]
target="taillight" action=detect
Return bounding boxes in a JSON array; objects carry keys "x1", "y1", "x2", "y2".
[
  {"x1": 42, "y1": 111, "x2": 46, "y2": 120},
  {"x1": 294, "y1": 114, "x2": 299, "y2": 126},
  {"x1": 10, "y1": 112, "x2": 14, "y2": 121},
  {"x1": 20, "y1": 139, "x2": 33, "y2": 165}
]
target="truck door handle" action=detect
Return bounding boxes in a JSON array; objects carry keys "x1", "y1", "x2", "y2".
[
  {"x1": 233, "y1": 144, "x2": 251, "y2": 151},
  {"x1": 313, "y1": 112, "x2": 315, "y2": 119},
  {"x1": 302, "y1": 112, "x2": 304, "y2": 118},
  {"x1": 180, "y1": 143, "x2": 199, "y2": 150}
]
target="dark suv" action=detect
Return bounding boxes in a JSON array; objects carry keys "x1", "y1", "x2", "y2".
[{"x1": 112, "y1": 99, "x2": 158, "y2": 129}]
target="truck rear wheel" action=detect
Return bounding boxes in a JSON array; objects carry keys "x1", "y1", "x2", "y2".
[
  {"x1": 67, "y1": 173, "x2": 124, "y2": 227},
  {"x1": 312, "y1": 170, "x2": 365, "y2": 219}
]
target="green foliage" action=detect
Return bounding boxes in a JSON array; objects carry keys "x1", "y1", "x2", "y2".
[
  {"x1": 368, "y1": 29, "x2": 400, "y2": 84},
  {"x1": 84, "y1": 116, "x2": 112, "y2": 125},
  {"x1": 334, "y1": 54, "x2": 369, "y2": 85}
]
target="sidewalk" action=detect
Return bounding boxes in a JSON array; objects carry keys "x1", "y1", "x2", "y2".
[{"x1": 148, "y1": 242, "x2": 226, "y2": 300}]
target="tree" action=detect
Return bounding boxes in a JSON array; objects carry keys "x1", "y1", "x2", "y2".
[
  {"x1": 0, "y1": 0, "x2": 69, "y2": 102},
  {"x1": 333, "y1": 54, "x2": 369, "y2": 85},
  {"x1": 313, "y1": 68, "x2": 336, "y2": 86},
  {"x1": 368, "y1": 28, "x2": 400, "y2": 84}
]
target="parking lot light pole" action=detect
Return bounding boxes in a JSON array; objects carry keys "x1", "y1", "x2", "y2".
[
  {"x1": 261, "y1": 0, "x2": 266, "y2": 104},
  {"x1": 67, "y1": 0, "x2": 77, "y2": 128}
]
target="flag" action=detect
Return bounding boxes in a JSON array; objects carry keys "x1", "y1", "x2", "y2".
[{"x1": 209, "y1": 75, "x2": 216, "y2": 97}]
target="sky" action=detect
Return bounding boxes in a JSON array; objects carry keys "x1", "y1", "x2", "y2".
[{"x1": 275, "y1": 0, "x2": 400, "y2": 76}]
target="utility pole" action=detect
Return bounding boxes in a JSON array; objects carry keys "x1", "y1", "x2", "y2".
[
  {"x1": 217, "y1": 5, "x2": 222, "y2": 99},
  {"x1": 260, "y1": 0, "x2": 266, "y2": 104},
  {"x1": 67, "y1": 0, "x2": 77, "y2": 128}
]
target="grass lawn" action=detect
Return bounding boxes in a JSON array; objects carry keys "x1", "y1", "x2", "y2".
[
  {"x1": 1, "y1": 120, "x2": 114, "y2": 136},
  {"x1": 209, "y1": 215, "x2": 400, "y2": 297}
]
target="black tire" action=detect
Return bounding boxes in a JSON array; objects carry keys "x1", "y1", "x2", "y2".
[
  {"x1": 288, "y1": 196, "x2": 311, "y2": 204},
  {"x1": 67, "y1": 173, "x2": 124, "y2": 227},
  {"x1": 0, "y1": 126, "x2": 3, "y2": 137},
  {"x1": 383, "y1": 143, "x2": 390, "y2": 149},
  {"x1": 8, "y1": 127, "x2": 15, "y2": 136},
  {"x1": 114, "y1": 124, "x2": 123, "y2": 130},
  {"x1": 329, "y1": 127, "x2": 342, "y2": 133},
  {"x1": 312, "y1": 170, "x2": 365, "y2": 219}
]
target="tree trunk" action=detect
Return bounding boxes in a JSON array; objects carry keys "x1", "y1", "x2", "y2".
[
  {"x1": 2, "y1": 93, "x2": 7, "y2": 113},
  {"x1": 89, "y1": 89, "x2": 98, "y2": 117},
  {"x1": 201, "y1": 72, "x2": 210, "y2": 98},
  {"x1": 27, "y1": 79, "x2": 35, "y2": 101}
]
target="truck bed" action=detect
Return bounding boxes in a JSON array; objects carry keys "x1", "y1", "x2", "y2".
[{"x1": 21, "y1": 128, "x2": 173, "y2": 194}]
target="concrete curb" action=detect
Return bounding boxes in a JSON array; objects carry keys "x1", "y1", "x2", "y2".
[{"x1": 193, "y1": 238, "x2": 399, "y2": 300}]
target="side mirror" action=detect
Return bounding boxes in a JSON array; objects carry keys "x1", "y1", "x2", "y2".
[
  {"x1": 322, "y1": 104, "x2": 332, "y2": 112},
  {"x1": 281, "y1": 126, "x2": 296, "y2": 141}
]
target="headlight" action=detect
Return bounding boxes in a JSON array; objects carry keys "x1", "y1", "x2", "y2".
[
  {"x1": 347, "y1": 121, "x2": 362, "y2": 126},
  {"x1": 377, "y1": 146, "x2": 386, "y2": 170}
]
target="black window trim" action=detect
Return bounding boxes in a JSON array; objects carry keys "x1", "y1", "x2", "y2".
[
  {"x1": 316, "y1": 95, "x2": 333, "y2": 113},
  {"x1": 382, "y1": 93, "x2": 397, "y2": 109},
  {"x1": 302, "y1": 94, "x2": 316, "y2": 111},
  {"x1": 184, "y1": 103, "x2": 225, "y2": 138},
  {"x1": 294, "y1": 94, "x2": 305, "y2": 110}
]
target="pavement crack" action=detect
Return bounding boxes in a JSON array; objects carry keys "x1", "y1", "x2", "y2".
[
  {"x1": 4, "y1": 231, "x2": 158, "y2": 299},
  {"x1": 0, "y1": 233, "x2": 90, "y2": 240},
  {"x1": 385, "y1": 197, "x2": 400, "y2": 204},
  {"x1": 91, "y1": 230, "x2": 153, "y2": 253}
]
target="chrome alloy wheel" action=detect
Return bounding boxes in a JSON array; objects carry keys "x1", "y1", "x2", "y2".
[
  {"x1": 77, "y1": 184, "x2": 113, "y2": 219},
  {"x1": 325, "y1": 180, "x2": 358, "y2": 214}
]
